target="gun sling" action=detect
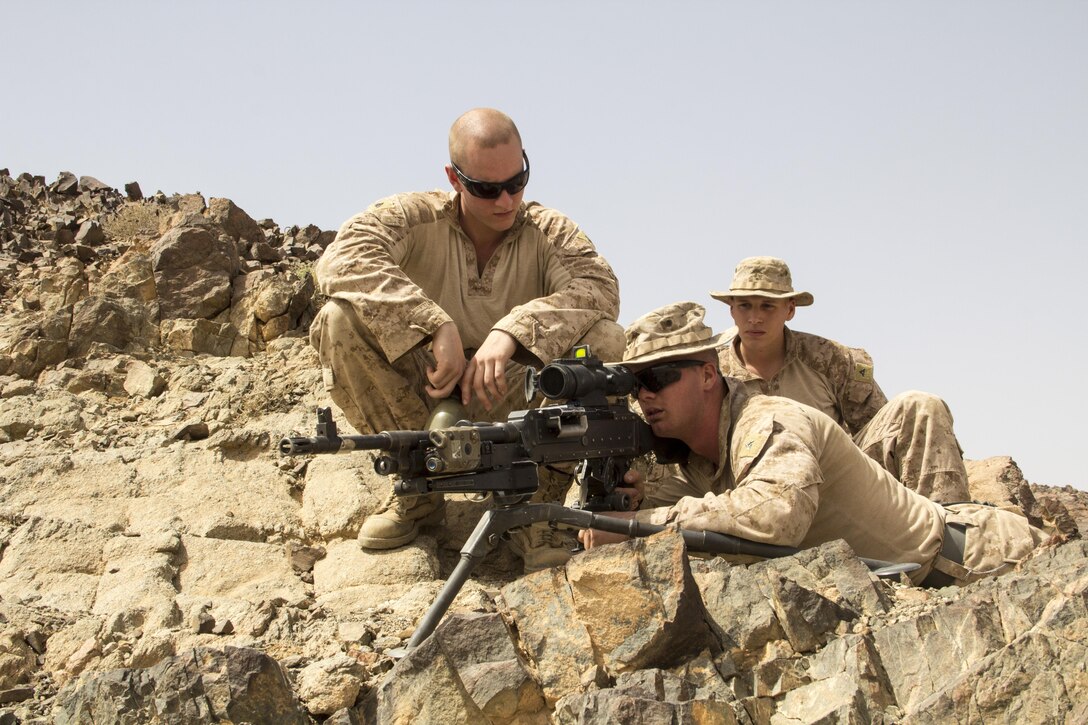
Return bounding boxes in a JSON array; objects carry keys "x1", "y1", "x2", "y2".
[{"x1": 921, "y1": 521, "x2": 967, "y2": 588}]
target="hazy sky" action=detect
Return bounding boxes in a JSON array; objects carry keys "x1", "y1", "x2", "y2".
[{"x1": 4, "y1": 2, "x2": 1086, "y2": 489}]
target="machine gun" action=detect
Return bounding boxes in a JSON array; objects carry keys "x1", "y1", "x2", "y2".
[{"x1": 280, "y1": 350, "x2": 916, "y2": 650}]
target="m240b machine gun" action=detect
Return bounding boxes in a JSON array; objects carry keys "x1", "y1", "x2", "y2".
[{"x1": 280, "y1": 351, "x2": 915, "y2": 650}]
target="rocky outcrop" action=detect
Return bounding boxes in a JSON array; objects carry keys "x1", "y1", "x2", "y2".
[
  {"x1": 0, "y1": 169, "x2": 330, "y2": 380},
  {"x1": 52, "y1": 646, "x2": 311, "y2": 724},
  {"x1": 0, "y1": 169, "x2": 1084, "y2": 723},
  {"x1": 364, "y1": 535, "x2": 1088, "y2": 724}
]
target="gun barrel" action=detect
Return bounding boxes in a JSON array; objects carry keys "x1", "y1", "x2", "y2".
[{"x1": 278, "y1": 432, "x2": 397, "y2": 456}]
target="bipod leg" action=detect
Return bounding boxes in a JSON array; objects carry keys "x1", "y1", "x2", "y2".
[{"x1": 405, "y1": 502, "x2": 560, "y2": 650}]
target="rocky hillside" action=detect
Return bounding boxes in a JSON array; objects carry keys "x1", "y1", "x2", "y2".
[{"x1": 1, "y1": 169, "x2": 1086, "y2": 723}]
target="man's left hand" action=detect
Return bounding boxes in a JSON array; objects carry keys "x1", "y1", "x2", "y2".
[
  {"x1": 461, "y1": 330, "x2": 517, "y2": 411},
  {"x1": 577, "y1": 510, "x2": 636, "y2": 550}
]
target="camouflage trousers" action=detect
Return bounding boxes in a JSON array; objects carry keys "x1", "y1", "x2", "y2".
[
  {"x1": 930, "y1": 502, "x2": 1047, "y2": 585},
  {"x1": 854, "y1": 391, "x2": 971, "y2": 504},
  {"x1": 309, "y1": 298, "x2": 625, "y2": 503}
]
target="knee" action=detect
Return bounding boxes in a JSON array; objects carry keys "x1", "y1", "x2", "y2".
[
  {"x1": 312, "y1": 299, "x2": 371, "y2": 343},
  {"x1": 890, "y1": 391, "x2": 954, "y2": 420},
  {"x1": 313, "y1": 297, "x2": 355, "y2": 331},
  {"x1": 310, "y1": 298, "x2": 379, "y2": 361}
]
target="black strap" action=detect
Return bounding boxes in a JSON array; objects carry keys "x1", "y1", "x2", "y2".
[{"x1": 921, "y1": 521, "x2": 967, "y2": 588}]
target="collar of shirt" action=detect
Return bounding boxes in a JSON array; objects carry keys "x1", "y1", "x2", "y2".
[
  {"x1": 443, "y1": 191, "x2": 531, "y2": 243},
  {"x1": 723, "y1": 326, "x2": 801, "y2": 383}
]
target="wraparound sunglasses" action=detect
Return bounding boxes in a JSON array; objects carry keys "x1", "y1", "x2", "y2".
[
  {"x1": 451, "y1": 151, "x2": 530, "y2": 199},
  {"x1": 633, "y1": 360, "x2": 706, "y2": 393}
]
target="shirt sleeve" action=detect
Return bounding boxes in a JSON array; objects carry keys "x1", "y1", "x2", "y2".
[
  {"x1": 314, "y1": 195, "x2": 452, "y2": 362},
  {"x1": 636, "y1": 409, "x2": 822, "y2": 547},
  {"x1": 835, "y1": 346, "x2": 889, "y2": 434},
  {"x1": 491, "y1": 204, "x2": 621, "y2": 364}
]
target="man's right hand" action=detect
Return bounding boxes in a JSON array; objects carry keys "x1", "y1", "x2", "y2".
[{"x1": 426, "y1": 322, "x2": 467, "y2": 399}]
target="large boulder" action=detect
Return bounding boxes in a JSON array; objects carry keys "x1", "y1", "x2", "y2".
[
  {"x1": 52, "y1": 646, "x2": 311, "y2": 724},
  {"x1": 151, "y1": 226, "x2": 240, "y2": 320}
]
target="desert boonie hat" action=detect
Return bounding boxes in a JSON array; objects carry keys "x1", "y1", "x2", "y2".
[
  {"x1": 623, "y1": 301, "x2": 731, "y2": 370},
  {"x1": 709, "y1": 256, "x2": 814, "y2": 307}
]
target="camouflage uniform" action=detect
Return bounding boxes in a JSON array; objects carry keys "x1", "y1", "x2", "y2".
[
  {"x1": 312, "y1": 190, "x2": 623, "y2": 429},
  {"x1": 311, "y1": 190, "x2": 624, "y2": 558},
  {"x1": 718, "y1": 328, "x2": 971, "y2": 504},
  {"x1": 637, "y1": 379, "x2": 1044, "y2": 587}
]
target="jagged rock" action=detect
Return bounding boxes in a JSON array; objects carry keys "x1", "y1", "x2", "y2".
[
  {"x1": 501, "y1": 530, "x2": 715, "y2": 704},
  {"x1": 434, "y1": 613, "x2": 546, "y2": 722},
  {"x1": 172, "y1": 193, "x2": 207, "y2": 216},
  {"x1": 556, "y1": 670, "x2": 739, "y2": 724},
  {"x1": 875, "y1": 540, "x2": 1088, "y2": 721},
  {"x1": 50, "y1": 172, "x2": 78, "y2": 196},
  {"x1": 967, "y1": 456, "x2": 1044, "y2": 526},
  {"x1": 288, "y1": 543, "x2": 326, "y2": 576},
  {"x1": 0, "y1": 378, "x2": 34, "y2": 398},
  {"x1": 295, "y1": 654, "x2": 367, "y2": 715},
  {"x1": 151, "y1": 226, "x2": 239, "y2": 320},
  {"x1": 229, "y1": 269, "x2": 315, "y2": 354},
  {"x1": 208, "y1": 197, "x2": 265, "y2": 248},
  {"x1": 1031, "y1": 482, "x2": 1086, "y2": 536},
  {"x1": 68, "y1": 296, "x2": 156, "y2": 356},
  {"x1": 52, "y1": 646, "x2": 311, "y2": 724},
  {"x1": 124, "y1": 181, "x2": 143, "y2": 200},
  {"x1": 366, "y1": 632, "x2": 487, "y2": 723},
  {"x1": 128, "y1": 633, "x2": 176, "y2": 669},
  {"x1": 0, "y1": 313, "x2": 70, "y2": 379},
  {"x1": 0, "y1": 629, "x2": 38, "y2": 691},
  {"x1": 123, "y1": 359, "x2": 166, "y2": 398},
  {"x1": 161, "y1": 317, "x2": 233, "y2": 356},
  {"x1": 41, "y1": 617, "x2": 104, "y2": 686},
  {"x1": 97, "y1": 247, "x2": 158, "y2": 302},
  {"x1": 767, "y1": 573, "x2": 852, "y2": 653},
  {"x1": 366, "y1": 610, "x2": 542, "y2": 723},
  {"x1": 74, "y1": 220, "x2": 105, "y2": 246},
  {"x1": 251, "y1": 240, "x2": 283, "y2": 263},
  {"x1": 459, "y1": 659, "x2": 549, "y2": 724},
  {"x1": 77, "y1": 176, "x2": 111, "y2": 193},
  {"x1": 38, "y1": 257, "x2": 87, "y2": 312}
]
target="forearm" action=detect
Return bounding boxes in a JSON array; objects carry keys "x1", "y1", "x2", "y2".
[
  {"x1": 493, "y1": 222, "x2": 621, "y2": 362},
  {"x1": 316, "y1": 214, "x2": 451, "y2": 362}
]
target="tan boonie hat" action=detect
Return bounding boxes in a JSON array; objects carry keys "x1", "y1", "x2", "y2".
[
  {"x1": 623, "y1": 301, "x2": 732, "y2": 370},
  {"x1": 709, "y1": 256, "x2": 814, "y2": 307}
]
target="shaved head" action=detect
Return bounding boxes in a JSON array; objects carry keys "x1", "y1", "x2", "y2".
[{"x1": 448, "y1": 108, "x2": 523, "y2": 168}]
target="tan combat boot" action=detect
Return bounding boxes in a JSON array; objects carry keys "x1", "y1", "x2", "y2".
[
  {"x1": 358, "y1": 491, "x2": 445, "y2": 550},
  {"x1": 508, "y1": 522, "x2": 576, "y2": 572},
  {"x1": 357, "y1": 397, "x2": 464, "y2": 550}
]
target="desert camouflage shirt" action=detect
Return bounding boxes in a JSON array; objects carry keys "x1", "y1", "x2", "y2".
[
  {"x1": 718, "y1": 328, "x2": 888, "y2": 435},
  {"x1": 315, "y1": 191, "x2": 620, "y2": 366},
  {"x1": 636, "y1": 380, "x2": 945, "y2": 578}
]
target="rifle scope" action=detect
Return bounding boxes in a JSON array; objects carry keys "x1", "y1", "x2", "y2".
[{"x1": 535, "y1": 360, "x2": 637, "y2": 400}]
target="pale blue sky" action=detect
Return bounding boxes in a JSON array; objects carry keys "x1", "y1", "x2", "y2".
[{"x1": 4, "y1": 2, "x2": 1086, "y2": 488}]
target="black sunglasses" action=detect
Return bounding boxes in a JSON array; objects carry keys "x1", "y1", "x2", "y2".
[
  {"x1": 633, "y1": 360, "x2": 706, "y2": 393},
  {"x1": 451, "y1": 150, "x2": 530, "y2": 199}
]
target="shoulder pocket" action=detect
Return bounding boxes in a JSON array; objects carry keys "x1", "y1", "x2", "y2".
[
  {"x1": 365, "y1": 198, "x2": 407, "y2": 228},
  {"x1": 733, "y1": 414, "x2": 775, "y2": 480}
]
